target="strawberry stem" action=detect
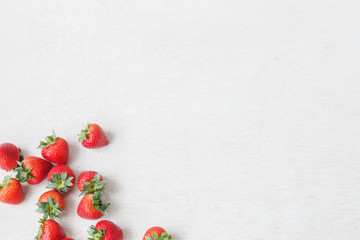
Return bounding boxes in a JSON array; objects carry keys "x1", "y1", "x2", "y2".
[
  {"x1": 36, "y1": 197, "x2": 63, "y2": 219},
  {"x1": 78, "y1": 123, "x2": 91, "y2": 143},
  {"x1": 47, "y1": 172, "x2": 74, "y2": 193},
  {"x1": 145, "y1": 232, "x2": 174, "y2": 240},
  {"x1": 38, "y1": 130, "x2": 59, "y2": 149},
  {"x1": 88, "y1": 225, "x2": 105, "y2": 240},
  {"x1": 92, "y1": 190, "x2": 109, "y2": 214},
  {"x1": 18, "y1": 148, "x2": 24, "y2": 163},
  {"x1": 80, "y1": 173, "x2": 107, "y2": 196},
  {"x1": 0, "y1": 176, "x2": 11, "y2": 190},
  {"x1": 14, "y1": 161, "x2": 34, "y2": 183},
  {"x1": 35, "y1": 218, "x2": 45, "y2": 240}
]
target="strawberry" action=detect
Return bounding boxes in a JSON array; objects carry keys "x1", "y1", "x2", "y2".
[
  {"x1": 47, "y1": 164, "x2": 75, "y2": 193},
  {"x1": 35, "y1": 219, "x2": 66, "y2": 240},
  {"x1": 14, "y1": 156, "x2": 53, "y2": 185},
  {"x1": 78, "y1": 171, "x2": 106, "y2": 195},
  {"x1": 77, "y1": 191, "x2": 109, "y2": 220},
  {"x1": 78, "y1": 123, "x2": 109, "y2": 149},
  {"x1": 38, "y1": 131, "x2": 69, "y2": 165},
  {"x1": 0, "y1": 176, "x2": 23, "y2": 205},
  {"x1": 143, "y1": 227, "x2": 174, "y2": 240},
  {"x1": 0, "y1": 143, "x2": 22, "y2": 171},
  {"x1": 36, "y1": 190, "x2": 64, "y2": 219},
  {"x1": 88, "y1": 220, "x2": 123, "y2": 240}
]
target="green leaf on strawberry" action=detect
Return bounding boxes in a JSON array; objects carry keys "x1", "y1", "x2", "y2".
[
  {"x1": 18, "y1": 148, "x2": 24, "y2": 162},
  {"x1": 47, "y1": 172, "x2": 74, "y2": 193},
  {"x1": 36, "y1": 197, "x2": 63, "y2": 220},
  {"x1": 35, "y1": 218, "x2": 46, "y2": 240},
  {"x1": 14, "y1": 161, "x2": 34, "y2": 183},
  {"x1": 87, "y1": 225, "x2": 106, "y2": 240},
  {"x1": 92, "y1": 190, "x2": 109, "y2": 214},
  {"x1": 80, "y1": 173, "x2": 107, "y2": 197},
  {"x1": 78, "y1": 123, "x2": 91, "y2": 143},
  {"x1": 0, "y1": 175, "x2": 11, "y2": 189},
  {"x1": 145, "y1": 232, "x2": 174, "y2": 240},
  {"x1": 38, "y1": 130, "x2": 59, "y2": 149}
]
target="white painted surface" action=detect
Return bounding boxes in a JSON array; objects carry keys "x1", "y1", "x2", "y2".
[{"x1": 0, "y1": 1, "x2": 359, "y2": 239}]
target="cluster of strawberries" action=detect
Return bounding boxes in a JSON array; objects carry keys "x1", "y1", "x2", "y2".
[{"x1": 0, "y1": 123, "x2": 173, "y2": 240}]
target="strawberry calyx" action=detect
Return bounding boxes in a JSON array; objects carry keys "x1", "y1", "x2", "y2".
[
  {"x1": 47, "y1": 172, "x2": 74, "y2": 193},
  {"x1": 145, "y1": 232, "x2": 174, "y2": 240},
  {"x1": 92, "y1": 190, "x2": 109, "y2": 214},
  {"x1": 38, "y1": 130, "x2": 59, "y2": 149},
  {"x1": 36, "y1": 197, "x2": 63, "y2": 220},
  {"x1": 14, "y1": 161, "x2": 34, "y2": 183},
  {"x1": 0, "y1": 175, "x2": 12, "y2": 190},
  {"x1": 78, "y1": 123, "x2": 91, "y2": 143},
  {"x1": 80, "y1": 173, "x2": 107, "y2": 197},
  {"x1": 18, "y1": 148, "x2": 24, "y2": 162},
  {"x1": 35, "y1": 218, "x2": 46, "y2": 240},
  {"x1": 87, "y1": 225, "x2": 105, "y2": 240}
]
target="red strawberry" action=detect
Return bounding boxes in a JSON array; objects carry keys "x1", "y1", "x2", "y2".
[
  {"x1": 47, "y1": 164, "x2": 76, "y2": 193},
  {"x1": 38, "y1": 131, "x2": 69, "y2": 165},
  {"x1": 77, "y1": 191, "x2": 109, "y2": 220},
  {"x1": 15, "y1": 156, "x2": 53, "y2": 185},
  {"x1": 35, "y1": 219, "x2": 66, "y2": 240},
  {"x1": 143, "y1": 227, "x2": 174, "y2": 240},
  {"x1": 0, "y1": 176, "x2": 23, "y2": 205},
  {"x1": 78, "y1": 123, "x2": 109, "y2": 149},
  {"x1": 88, "y1": 220, "x2": 123, "y2": 240},
  {"x1": 36, "y1": 190, "x2": 64, "y2": 219},
  {"x1": 0, "y1": 143, "x2": 22, "y2": 170},
  {"x1": 78, "y1": 171, "x2": 106, "y2": 195}
]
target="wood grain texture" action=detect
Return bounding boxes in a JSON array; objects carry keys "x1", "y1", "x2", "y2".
[{"x1": 0, "y1": 0, "x2": 359, "y2": 239}]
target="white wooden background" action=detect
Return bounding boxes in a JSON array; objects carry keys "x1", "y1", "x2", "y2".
[{"x1": 0, "y1": 1, "x2": 359, "y2": 239}]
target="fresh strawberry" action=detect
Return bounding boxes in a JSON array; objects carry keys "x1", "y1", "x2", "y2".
[
  {"x1": 77, "y1": 191, "x2": 109, "y2": 219},
  {"x1": 35, "y1": 219, "x2": 66, "y2": 240},
  {"x1": 143, "y1": 227, "x2": 174, "y2": 240},
  {"x1": 88, "y1": 220, "x2": 123, "y2": 240},
  {"x1": 38, "y1": 131, "x2": 69, "y2": 165},
  {"x1": 47, "y1": 164, "x2": 75, "y2": 193},
  {"x1": 0, "y1": 176, "x2": 23, "y2": 205},
  {"x1": 0, "y1": 143, "x2": 22, "y2": 170},
  {"x1": 14, "y1": 156, "x2": 53, "y2": 185},
  {"x1": 78, "y1": 123, "x2": 109, "y2": 149},
  {"x1": 36, "y1": 190, "x2": 64, "y2": 219},
  {"x1": 78, "y1": 171, "x2": 106, "y2": 195}
]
